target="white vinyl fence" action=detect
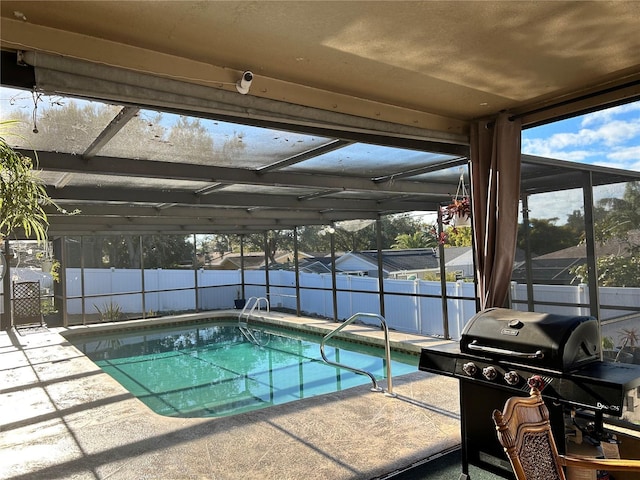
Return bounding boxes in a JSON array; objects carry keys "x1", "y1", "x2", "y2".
[{"x1": 2, "y1": 268, "x2": 639, "y2": 339}]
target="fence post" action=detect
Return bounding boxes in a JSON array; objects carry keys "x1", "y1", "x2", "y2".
[
  {"x1": 455, "y1": 280, "x2": 465, "y2": 339},
  {"x1": 414, "y1": 279, "x2": 421, "y2": 334},
  {"x1": 509, "y1": 281, "x2": 517, "y2": 310},
  {"x1": 578, "y1": 283, "x2": 589, "y2": 316}
]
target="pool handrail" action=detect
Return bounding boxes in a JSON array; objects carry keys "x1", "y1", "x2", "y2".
[
  {"x1": 319, "y1": 312, "x2": 395, "y2": 397},
  {"x1": 238, "y1": 297, "x2": 270, "y2": 345},
  {"x1": 239, "y1": 296, "x2": 270, "y2": 322}
]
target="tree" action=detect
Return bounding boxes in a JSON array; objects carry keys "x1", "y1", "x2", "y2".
[
  {"x1": 443, "y1": 226, "x2": 472, "y2": 247},
  {"x1": 593, "y1": 182, "x2": 640, "y2": 242},
  {"x1": 167, "y1": 116, "x2": 215, "y2": 159},
  {"x1": 566, "y1": 209, "x2": 587, "y2": 235},
  {"x1": 64, "y1": 234, "x2": 194, "y2": 268},
  {"x1": 5, "y1": 98, "x2": 120, "y2": 150},
  {"x1": 142, "y1": 235, "x2": 194, "y2": 268},
  {"x1": 392, "y1": 231, "x2": 435, "y2": 249},
  {"x1": 300, "y1": 214, "x2": 432, "y2": 253},
  {"x1": 332, "y1": 222, "x2": 376, "y2": 251},
  {"x1": 238, "y1": 214, "x2": 433, "y2": 260},
  {"x1": 570, "y1": 181, "x2": 640, "y2": 287},
  {"x1": 378, "y1": 214, "x2": 428, "y2": 249},
  {"x1": 572, "y1": 255, "x2": 640, "y2": 287},
  {"x1": 242, "y1": 230, "x2": 295, "y2": 264},
  {"x1": 220, "y1": 131, "x2": 246, "y2": 162},
  {"x1": 517, "y1": 218, "x2": 581, "y2": 255},
  {"x1": 297, "y1": 225, "x2": 330, "y2": 252}
]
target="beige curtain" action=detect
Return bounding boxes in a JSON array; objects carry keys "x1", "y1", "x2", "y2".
[{"x1": 470, "y1": 112, "x2": 522, "y2": 310}]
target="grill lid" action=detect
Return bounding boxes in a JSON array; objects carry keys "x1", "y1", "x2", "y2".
[{"x1": 460, "y1": 308, "x2": 600, "y2": 371}]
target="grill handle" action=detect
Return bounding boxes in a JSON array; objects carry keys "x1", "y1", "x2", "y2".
[{"x1": 467, "y1": 340, "x2": 544, "y2": 359}]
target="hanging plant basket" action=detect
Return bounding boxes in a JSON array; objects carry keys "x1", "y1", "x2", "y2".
[
  {"x1": 442, "y1": 197, "x2": 471, "y2": 226},
  {"x1": 441, "y1": 170, "x2": 471, "y2": 227},
  {"x1": 41, "y1": 259, "x2": 53, "y2": 273},
  {"x1": 452, "y1": 211, "x2": 471, "y2": 227}
]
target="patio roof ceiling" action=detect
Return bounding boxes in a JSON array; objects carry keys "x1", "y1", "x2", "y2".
[{"x1": 1, "y1": 2, "x2": 640, "y2": 236}]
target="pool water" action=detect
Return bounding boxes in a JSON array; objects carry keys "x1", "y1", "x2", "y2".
[{"x1": 70, "y1": 321, "x2": 417, "y2": 418}]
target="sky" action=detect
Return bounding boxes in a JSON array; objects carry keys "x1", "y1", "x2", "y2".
[
  {"x1": 519, "y1": 100, "x2": 640, "y2": 224},
  {"x1": 522, "y1": 100, "x2": 640, "y2": 172}
]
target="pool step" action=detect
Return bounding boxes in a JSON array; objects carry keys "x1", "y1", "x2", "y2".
[
  {"x1": 239, "y1": 324, "x2": 262, "y2": 345},
  {"x1": 191, "y1": 392, "x2": 270, "y2": 417}
]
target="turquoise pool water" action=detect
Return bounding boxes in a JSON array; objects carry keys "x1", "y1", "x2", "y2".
[{"x1": 70, "y1": 320, "x2": 417, "y2": 418}]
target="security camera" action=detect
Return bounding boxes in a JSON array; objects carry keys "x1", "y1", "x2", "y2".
[{"x1": 236, "y1": 71, "x2": 253, "y2": 94}]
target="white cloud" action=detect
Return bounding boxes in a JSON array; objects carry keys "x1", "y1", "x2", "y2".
[
  {"x1": 522, "y1": 136, "x2": 601, "y2": 162},
  {"x1": 581, "y1": 102, "x2": 640, "y2": 127},
  {"x1": 521, "y1": 137, "x2": 551, "y2": 156},
  {"x1": 607, "y1": 145, "x2": 640, "y2": 162},
  {"x1": 542, "y1": 120, "x2": 640, "y2": 150},
  {"x1": 559, "y1": 149, "x2": 599, "y2": 162},
  {"x1": 591, "y1": 119, "x2": 640, "y2": 146},
  {"x1": 522, "y1": 101, "x2": 640, "y2": 171},
  {"x1": 521, "y1": 101, "x2": 640, "y2": 224},
  {"x1": 594, "y1": 160, "x2": 630, "y2": 170}
]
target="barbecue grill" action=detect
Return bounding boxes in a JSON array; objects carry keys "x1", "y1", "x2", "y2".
[{"x1": 419, "y1": 307, "x2": 640, "y2": 480}]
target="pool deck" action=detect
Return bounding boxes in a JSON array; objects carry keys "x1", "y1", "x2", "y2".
[{"x1": 1, "y1": 311, "x2": 462, "y2": 480}]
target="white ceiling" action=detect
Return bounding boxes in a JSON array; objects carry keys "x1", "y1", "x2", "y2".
[{"x1": 2, "y1": 1, "x2": 640, "y2": 134}]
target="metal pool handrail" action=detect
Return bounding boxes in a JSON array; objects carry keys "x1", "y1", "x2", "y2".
[
  {"x1": 238, "y1": 296, "x2": 270, "y2": 322},
  {"x1": 320, "y1": 312, "x2": 395, "y2": 397},
  {"x1": 238, "y1": 297, "x2": 270, "y2": 345}
]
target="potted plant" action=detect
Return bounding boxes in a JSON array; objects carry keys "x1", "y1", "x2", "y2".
[
  {"x1": 442, "y1": 196, "x2": 472, "y2": 227},
  {"x1": 234, "y1": 289, "x2": 246, "y2": 309},
  {"x1": 36, "y1": 250, "x2": 61, "y2": 282},
  {"x1": 441, "y1": 170, "x2": 471, "y2": 228},
  {"x1": 40, "y1": 256, "x2": 53, "y2": 273},
  {"x1": 94, "y1": 301, "x2": 123, "y2": 322},
  {"x1": 615, "y1": 327, "x2": 640, "y2": 364}
]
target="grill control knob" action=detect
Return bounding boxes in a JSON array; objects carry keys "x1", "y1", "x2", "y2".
[
  {"x1": 482, "y1": 366, "x2": 498, "y2": 381},
  {"x1": 504, "y1": 371, "x2": 520, "y2": 385},
  {"x1": 462, "y1": 362, "x2": 478, "y2": 376}
]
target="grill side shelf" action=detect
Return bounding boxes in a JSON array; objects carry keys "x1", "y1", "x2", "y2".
[
  {"x1": 419, "y1": 348, "x2": 459, "y2": 376},
  {"x1": 559, "y1": 361, "x2": 640, "y2": 417}
]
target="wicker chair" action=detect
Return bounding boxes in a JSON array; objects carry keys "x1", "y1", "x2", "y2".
[{"x1": 492, "y1": 378, "x2": 640, "y2": 480}]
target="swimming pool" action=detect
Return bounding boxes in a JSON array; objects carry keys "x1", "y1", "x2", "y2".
[{"x1": 68, "y1": 319, "x2": 418, "y2": 418}]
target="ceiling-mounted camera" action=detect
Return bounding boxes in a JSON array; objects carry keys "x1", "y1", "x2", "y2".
[{"x1": 236, "y1": 71, "x2": 253, "y2": 94}]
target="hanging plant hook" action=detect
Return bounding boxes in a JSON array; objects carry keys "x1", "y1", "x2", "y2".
[{"x1": 454, "y1": 168, "x2": 468, "y2": 200}]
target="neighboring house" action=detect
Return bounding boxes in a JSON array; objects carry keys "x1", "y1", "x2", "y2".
[
  {"x1": 209, "y1": 252, "x2": 266, "y2": 270},
  {"x1": 297, "y1": 257, "x2": 333, "y2": 274},
  {"x1": 278, "y1": 247, "x2": 473, "y2": 279},
  {"x1": 208, "y1": 251, "x2": 309, "y2": 270},
  {"x1": 511, "y1": 256, "x2": 582, "y2": 285},
  {"x1": 336, "y1": 249, "x2": 440, "y2": 278},
  {"x1": 511, "y1": 232, "x2": 639, "y2": 285},
  {"x1": 442, "y1": 247, "x2": 530, "y2": 281},
  {"x1": 205, "y1": 245, "x2": 548, "y2": 284},
  {"x1": 443, "y1": 247, "x2": 474, "y2": 279}
]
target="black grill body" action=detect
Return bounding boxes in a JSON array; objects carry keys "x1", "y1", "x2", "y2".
[
  {"x1": 419, "y1": 308, "x2": 640, "y2": 479},
  {"x1": 460, "y1": 308, "x2": 600, "y2": 371}
]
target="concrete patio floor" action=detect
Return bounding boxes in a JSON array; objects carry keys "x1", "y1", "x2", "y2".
[{"x1": 0, "y1": 311, "x2": 462, "y2": 480}]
